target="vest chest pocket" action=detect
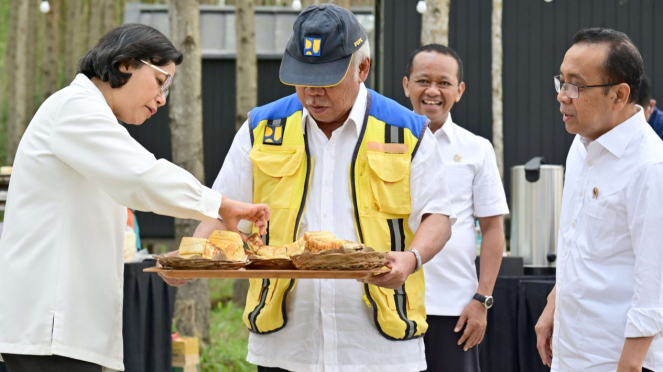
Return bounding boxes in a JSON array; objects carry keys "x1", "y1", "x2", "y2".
[
  {"x1": 250, "y1": 147, "x2": 304, "y2": 209},
  {"x1": 366, "y1": 151, "x2": 411, "y2": 215}
]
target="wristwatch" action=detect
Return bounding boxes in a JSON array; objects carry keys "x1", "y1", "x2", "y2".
[
  {"x1": 409, "y1": 248, "x2": 422, "y2": 273},
  {"x1": 473, "y1": 293, "x2": 494, "y2": 309}
]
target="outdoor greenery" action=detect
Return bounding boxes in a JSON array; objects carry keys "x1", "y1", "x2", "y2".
[{"x1": 203, "y1": 279, "x2": 252, "y2": 372}]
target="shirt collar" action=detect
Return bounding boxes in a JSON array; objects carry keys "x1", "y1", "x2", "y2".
[
  {"x1": 439, "y1": 113, "x2": 455, "y2": 139},
  {"x1": 71, "y1": 74, "x2": 108, "y2": 103},
  {"x1": 432, "y1": 113, "x2": 455, "y2": 141},
  {"x1": 582, "y1": 106, "x2": 647, "y2": 158},
  {"x1": 301, "y1": 83, "x2": 368, "y2": 137}
]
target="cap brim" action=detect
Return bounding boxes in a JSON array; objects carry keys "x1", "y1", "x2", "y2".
[{"x1": 279, "y1": 51, "x2": 353, "y2": 87}]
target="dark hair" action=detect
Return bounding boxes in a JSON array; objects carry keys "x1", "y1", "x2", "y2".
[
  {"x1": 77, "y1": 23, "x2": 183, "y2": 89},
  {"x1": 637, "y1": 74, "x2": 652, "y2": 107},
  {"x1": 405, "y1": 44, "x2": 463, "y2": 83},
  {"x1": 572, "y1": 28, "x2": 644, "y2": 104}
]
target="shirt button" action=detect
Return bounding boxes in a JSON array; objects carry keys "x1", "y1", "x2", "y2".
[
  {"x1": 555, "y1": 311, "x2": 559, "y2": 319},
  {"x1": 579, "y1": 191, "x2": 584, "y2": 197},
  {"x1": 564, "y1": 249, "x2": 569, "y2": 256},
  {"x1": 587, "y1": 160, "x2": 593, "y2": 166},
  {"x1": 571, "y1": 221, "x2": 576, "y2": 228}
]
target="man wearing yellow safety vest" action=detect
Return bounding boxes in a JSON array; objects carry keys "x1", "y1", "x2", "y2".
[{"x1": 191, "y1": 4, "x2": 455, "y2": 371}]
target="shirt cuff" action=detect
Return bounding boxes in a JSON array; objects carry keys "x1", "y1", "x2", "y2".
[
  {"x1": 624, "y1": 307, "x2": 663, "y2": 338},
  {"x1": 474, "y1": 203, "x2": 509, "y2": 218},
  {"x1": 195, "y1": 187, "x2": 223, "y2": 221}
]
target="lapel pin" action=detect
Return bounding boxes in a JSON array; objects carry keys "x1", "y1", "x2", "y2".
[
  {"x1": 592, "y1": 187, "x2": 599, "y2": 199},
  {"x1": 454, "y1": 154, "x2": 462, "y2": 162}
]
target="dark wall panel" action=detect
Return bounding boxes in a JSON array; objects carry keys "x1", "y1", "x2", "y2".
[
  {"x1": 380, "y1": 0, "x2": 492, "y2": 138},
  {"x1": 380, "y1": 0, "x2": 421, "y2": 108},
  {"x1": 502, "y1": 0, "x2": 663, "y2": 202},
  {"x1": 448, "y1": 0, "x2": 493, "y2": 141}
]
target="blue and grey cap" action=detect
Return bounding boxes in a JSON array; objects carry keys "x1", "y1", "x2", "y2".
[{"x1": 279, "y1": 3, "x2": 368, "y2": 87}]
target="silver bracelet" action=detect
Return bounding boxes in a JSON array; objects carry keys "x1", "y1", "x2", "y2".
[{"x1": 409, "y1": 248, "x2": 422, "y2": 273}]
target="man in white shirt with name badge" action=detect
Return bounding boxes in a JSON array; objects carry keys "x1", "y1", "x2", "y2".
[
  {"x1": 184, "y1": 5, "x2": 455, "y2": 372},
  {"x1": 535, "y1": 28, "x2": 663, "y2": 372},
  {"x1": 403, "y1": 44, "x2": 509, "y2": 372}
]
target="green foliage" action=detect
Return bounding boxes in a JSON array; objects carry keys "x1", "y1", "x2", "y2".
[
  {"x1": 201, "y1": 301, "x2": 252, "y2": 372},
  {"x1": 209, "y1": 278, "x2": 235, "y2": 305}
]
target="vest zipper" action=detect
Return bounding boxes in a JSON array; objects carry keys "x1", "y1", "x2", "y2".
[{"x1": 293, "y1": 126, "x2": 311, "y2": 242}]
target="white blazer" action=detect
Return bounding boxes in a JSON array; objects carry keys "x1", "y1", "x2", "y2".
[{"x1": 0, "y1": 74, "x2": 222, "y2": 370}]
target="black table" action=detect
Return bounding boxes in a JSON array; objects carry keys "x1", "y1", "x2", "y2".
[
  {"x1": 479, "y1": 276, "x2": 556, "y2": 372},
  {"x1": 0, "y1": 261, "x2": 176, "y2": 372}
]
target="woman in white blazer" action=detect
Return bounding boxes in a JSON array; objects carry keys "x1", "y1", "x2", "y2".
[{"x1": 0, "y1": 24, "x2": 269, "y2": 372}]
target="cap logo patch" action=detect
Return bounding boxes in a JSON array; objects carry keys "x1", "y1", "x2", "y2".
[
  {"x1": 304, "y1": 37, "x2": 321, "y2": 56},
  {"x1": 354, "y1": 37, "x2": 364, "y2": 47}
]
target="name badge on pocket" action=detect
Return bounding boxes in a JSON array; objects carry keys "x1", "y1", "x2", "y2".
[{"x1": 263, "y1": 118, "x2": 286, "y2": 145}]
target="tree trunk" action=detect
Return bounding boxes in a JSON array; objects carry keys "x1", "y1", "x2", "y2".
[
  {"x1": 301, "y1": 0, "x2": 319, "y2": 8},
  {"x1": 43, "y1": 0, "x2": 61, "y2": 101},
  {"x1": 232, "y1": 279, "x2": 250, "y2": 307},
  {"x1": 491, "y1": 0, "x2": 503, "y2": 180},
  {"x1": 235, "y1": 0, "x2": 257, "y2": 131},
  {"x1": 64, "y1": 0, "x2": 77, "y2": 82},
  {"x1": 117, "y1": 0, "x2": 127, "y2": 25},
  {"x1": 328, "y1": 0, "x2": 350, "y2": 9},
  {"x1": 8, "y1": 0, "x2": 31, "y2": 165},
  {"x1": 421, "y1": 0, "x2": 450, "y2": 46},
  {"x1": 25, "y1": 0, "x2": 39, "y2": 120},
  {"x1": 1, "y1": 0, "x2": 19, "y2": 131},
  {"x1": 169, "y1": 0, "x2": 210, "y2": 346},
  {"x1": 102, "y1": 0, "x2": 117, "y2": 34},
  {"x1": 88, "y1": 0, "x2": 105, "y2": 48},
  {"x1": 78, "y1": 0, "x2": 90, "y2": 60}
]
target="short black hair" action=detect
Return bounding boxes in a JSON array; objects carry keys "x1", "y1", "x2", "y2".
[
  {"x1": 78, "y1": 23, "x2": 183, "y2": 89},
  {"x1": 637, "y1": 74, "x2": 652, "y2": 107},
  {"x1": 405, "y1": 44, "x2": 463, "y2": 83},
  {"x1": 572, "y1": 28, "x2": 644, "y2": 104}
]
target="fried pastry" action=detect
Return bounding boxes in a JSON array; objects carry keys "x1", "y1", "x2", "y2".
[
  {"x1": 178, "y1": 237, "x2": 217, "y2": 259},
  {"x1": 207, "y1": 230, "x2": 248, "y2": 261}
]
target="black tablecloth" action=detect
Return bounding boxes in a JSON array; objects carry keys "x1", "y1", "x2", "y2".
[
  {"x1": 123, "y1": 260, "x2": 177, "y2": 372},
  {"x1": 0, "y1": 261, "x2": 176, "y2": 372},
  {"x1": 479, "y1": 276, "x2": 556, "y2": 372}
]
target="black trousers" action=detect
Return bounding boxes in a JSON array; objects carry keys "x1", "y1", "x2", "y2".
[
  {"x1": 2, "y1": 354, "x2": 102, "y2": 372},
  {"x1": 423, "y1": 315, "x2": 480, "y2": 372}
]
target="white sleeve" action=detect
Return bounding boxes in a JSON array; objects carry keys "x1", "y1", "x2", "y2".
[
  {"x1": 473, "y1": 139, "x2": 509, "y2": 218},
  {"x1": 50, "y1": 93, "x2": 221, "y2": 221},
  {"x1": 624, "y1": 162, "x2": 663, "y2": 338},
  {"x1": 212, "y1": 120, "x2": 254, "y2": 204},
  {"x1": 408, "y1": 127, "x2": 456, "y2": 233}
]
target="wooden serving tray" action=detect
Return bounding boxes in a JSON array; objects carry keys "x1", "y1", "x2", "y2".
[{"x1": 144, "y1": 266, "x2": 390, "y2": 279}]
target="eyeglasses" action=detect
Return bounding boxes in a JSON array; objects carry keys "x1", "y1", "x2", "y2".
[
  {"x1": 140, "y1": 60, "x2": 172, "y2": 98},
  {"x1": 554, "y1": 75, "x2": 621, "y2": 99}
]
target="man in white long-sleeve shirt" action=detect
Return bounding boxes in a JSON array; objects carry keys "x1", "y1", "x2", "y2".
[{"x1": 535, "y1": 27, "x2": 663, "y2": 372}]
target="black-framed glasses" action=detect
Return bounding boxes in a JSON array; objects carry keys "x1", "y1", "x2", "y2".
[
  {"x1": 140, "y1": 60, "x2": 172, "y2": 98},
  {"x1": 554, "y1": 75, "x2": 621, "y2": 99}
]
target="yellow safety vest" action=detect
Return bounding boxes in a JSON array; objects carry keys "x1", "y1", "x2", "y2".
[{"x1": 243, "y1": 89, "x2": 429, "y2": 340}]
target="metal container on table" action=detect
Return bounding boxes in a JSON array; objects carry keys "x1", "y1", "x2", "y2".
[{"x1": 510, "y1": 157, "x2": 564, "y2": 268}]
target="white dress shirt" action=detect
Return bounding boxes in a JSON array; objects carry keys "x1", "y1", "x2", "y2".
[
  {"x1": 212, "y1": 84, "x2": 455, "y2": 372},
  {"x1": 0, "y1": 75, "x2": 222, "y2": 371},
  {"x1": 425, "y1": 115, "x2": 509, "y2": 316},
  {"x1": 552, "y1": 108, "x2": 663, "y2": 372}
]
